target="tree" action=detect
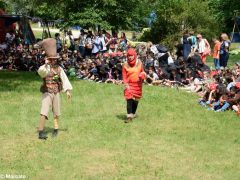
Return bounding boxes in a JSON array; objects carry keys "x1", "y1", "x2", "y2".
[
  {"x1": 140, "y1": 0, "x2": 220, "y2": 48},
  {"x1": 4, "y1": 0, "x2": 150, "y2": 31},
  {"x1": 0, "y1": 1, "x2": 7, "y2": 9},
  {"x1": 209, "y1": 0, "x2": 240, "y2": 33}
]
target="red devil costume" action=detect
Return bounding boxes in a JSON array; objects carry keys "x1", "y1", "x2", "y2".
[{"x1": 122, "y1": 48, "x2": 146, "y2": 123}]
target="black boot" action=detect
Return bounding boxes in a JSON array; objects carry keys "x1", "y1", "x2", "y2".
[
  {"x1": 38, "y1": 131, "x2": 48, "y2": 140},
  {"x1": 52, "y1": 129, "x2": 58, "y2": 137}
]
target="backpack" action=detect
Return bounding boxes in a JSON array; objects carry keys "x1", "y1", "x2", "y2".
[
  {"x1": 191, "y1": 36, "x2": 197, "y2": 45},
  {"x1": 156, "y1": 44, "x2": 168, "y2": 53}
]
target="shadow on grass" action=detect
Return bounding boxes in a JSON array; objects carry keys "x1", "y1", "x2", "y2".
[
  {"x1": 44, "y1": 127, "x2": 68, "y2": 134},
  {"x1": 0, "y1": 71, "x2": 39, "y2": 80},
  {"x1": 0, "y1": 71, "x2": 41, "y2": 92},
  {"x1": 0, "y1": 71, "x2": 77, "y2": 92},
  {"x1": 116, "y1": 114, "x2": 126, "y2": 121}
]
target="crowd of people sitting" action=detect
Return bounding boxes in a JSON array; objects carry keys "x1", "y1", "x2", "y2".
[{"x1": 1, "y1": 28, "x2": 240, "y2": 115}]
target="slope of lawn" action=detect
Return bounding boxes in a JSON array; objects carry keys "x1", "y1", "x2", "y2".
[{"x1": 0, "y1": 71, "x2": 240, "y2": 179}]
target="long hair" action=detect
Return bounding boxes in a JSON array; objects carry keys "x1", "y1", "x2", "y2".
[
  {"x1": 121, "y1": 32, "x2": 126, "y2": 39},
  {"x1": 221, "y1": 33, "x2": 229, "y2": 41}
]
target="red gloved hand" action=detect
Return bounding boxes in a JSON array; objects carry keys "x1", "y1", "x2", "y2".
[{"x1": 139, "y1": 72, "x2": 146, "y2": 81}]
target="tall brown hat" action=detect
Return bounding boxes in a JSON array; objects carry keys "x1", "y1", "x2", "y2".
[{"x1": 36, "y1": 38, "x2": 59, "y2": 59}]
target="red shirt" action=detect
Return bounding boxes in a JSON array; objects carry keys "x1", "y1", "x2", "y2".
[{"x1": 122, "y1": 60, "x2": 145, "y2": 100}]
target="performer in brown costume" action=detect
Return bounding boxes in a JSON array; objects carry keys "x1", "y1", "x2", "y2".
[{"x1": 37, "y1": 38, "x2": 72, "y2": 140}]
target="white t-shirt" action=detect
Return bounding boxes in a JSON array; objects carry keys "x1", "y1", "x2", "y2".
[
  {"x1": 6, "y1": 33, "x2": 15, "y2": 43},
  {"x1": 148, "y1": 72, "x2": 159, "y2": 80},
  {"x1": 167, "y1": 53, "x2": 174, "y2": 64},
  {"x1": 197, "y1": 39, "x2": 207, "y2": 53},
  {"x1": 152, "y1": 72, "x2": 159, "y2": 80},
  {"x1": 85, "y1": 37, "x2": 92, "y2": 45},
  {"x1": 78, "y1": 34, "x2": 86, "y2": 47}
]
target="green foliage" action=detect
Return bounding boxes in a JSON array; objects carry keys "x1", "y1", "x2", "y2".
[
  {"x1": 4, "y1": 0, "x2": 239, "y2": 45},
  {"x1": 4, "y1": 0, "x2": 150, "y2": 30},
  {"x1": 209, "y1": 0, "x2": 240, "y2": 33},
  {"x1": 33, "y1": 2, "x2": 64, "y2": 20},
  {"x1": 3, "y1": 0, "x2": 35, "y2": 15},
  {"x1": 102, "y1": 0, "x2": 149, "y2": 30},
  {"x1": 0, "y1": 1, "x2": 7, "y2": 9},
  {"x1": 65, "y1": 7, "x2": 111, "y2": 30},
  {"x1": 140, "y1": 0, "x2": 219, "y2": 48}
]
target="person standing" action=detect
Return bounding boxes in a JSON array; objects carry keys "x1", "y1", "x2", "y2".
[
  {"x1": 194, "y1": 34, "x2": 211, "y2": 64},
  {"x1": 91, "y1": 31, "x2": 101, "y2": 57},
  {"x1": 55, "y1": 33, "x2": 62, "y2": 53},
  {"x1": 189, "y1": 31, "x2": 197, "y2": 51},
  {"x1": 85, "y1": 31, "x2": 93, "y2": 57},
  {"x1": 102, "y1": 29, "x2": 111, "y2": 51},
  {"x1": 78, "y1": 29, "x2": 86, "y2": 58},
  {"x1": 37, "y1": 38, "x2": 72, "y2": 140},
  {"x1": 107, "y1": 32, "x2": 118, "y2": 53},
  {"x1": 99, "y1": 32, "x2": 108, "y2": 54},
  {"x1": 119, "y1": 32, "x2": 128, "y2": 51},
  {"x1": 212, "y1": 37, "x2": 221, "y2": 70},
  {"x1": 219, "y1": 33, "x2": 231, "y2": 68},
  {"x1": 182, "y1": 31, "x2": 192, "y2": 62},
  {"x1": 67, "y1": 30, "x2": 75, "y2": 51},
  {"x1": 122, "y1": 48, "x2": 146, "y2": 123}
]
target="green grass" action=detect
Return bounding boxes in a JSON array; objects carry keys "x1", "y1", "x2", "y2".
[
  {"x1": 0, "y1": 71, "x2": 240, "y2": 179},
  {"x1": 206, "y1": 53, "x2": 240, "y2": 68},
  {"x1": 230, "y1": 43, "x2": 240, "y2": 50},
  {"x1": 33, "y1": 31, "x2": 56, "y2": 40}
]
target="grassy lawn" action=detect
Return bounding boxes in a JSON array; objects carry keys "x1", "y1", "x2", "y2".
[
  {"x1": 33, "y1": 30, "x2": 56, "y2": 40},
  {"x1": 206, "y1": 53, "x2": 240, "y2": 68},
  {"x1": 206, "y1": 44, "x2": 240, "y2": 68},
  {"x1": 0, "y1": 71, "x2": 240, "y2": 179},
  {"x1": 33, "y1": 30, "x2": 134, "y2": 40}
]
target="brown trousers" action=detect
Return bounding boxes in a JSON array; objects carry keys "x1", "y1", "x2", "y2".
[{"x1": 40, "y1": 92, "x2": 61, "y2": 119}]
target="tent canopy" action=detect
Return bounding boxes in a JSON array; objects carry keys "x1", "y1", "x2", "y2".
[
  {"x1": 0, "y1": 15, "x2": 20, "y2": 26},
  {"x1": 0, "y1": 14, "x2": 35, "y2": 44}
]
